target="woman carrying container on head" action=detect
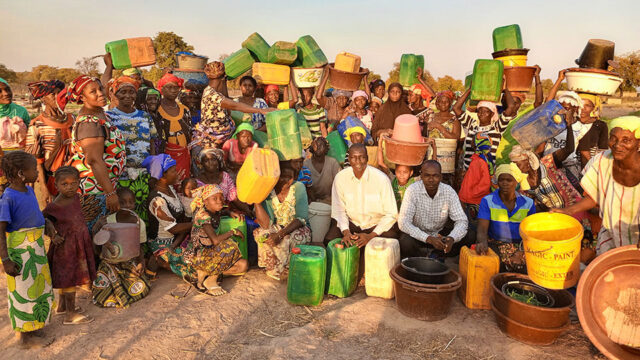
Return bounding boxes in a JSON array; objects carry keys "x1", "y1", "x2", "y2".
[
  {"x1": 475, "y1": 164, "x2": 536, "y2": 273},
  {"x1": 340, "y1": 89, "x2": 373, "y2": 131},
  {"x1": 552, "y1": 116, "x2": 640, "y2": 260},
  {"x1": 454, "y1": 85, "x2": 517, "y2": 171},
  {"x1": 576, "y1": 93, "x2": 608, "y2": 169}
]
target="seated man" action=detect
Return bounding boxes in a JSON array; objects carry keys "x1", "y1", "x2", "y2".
[
  {"x1": 475, "y1": 164, "x2": 536, "y2": 273},
  {"x1": 398, "y1": 160, "x2": 468, "y2": 260},
  {"x1": 325, "y1": 144, "x2": 398, "y2": 276}
]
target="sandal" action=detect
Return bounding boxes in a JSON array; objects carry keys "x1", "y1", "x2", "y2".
[
  {"x1": 63, "y1": 313, "x2": 94, "y2": 325},
  {"x1": 145, "y1": 269, "x2": 159, "y2": 282},
  {"x1": 55, "y1": 306, "x2": 85, "y2": 316}
]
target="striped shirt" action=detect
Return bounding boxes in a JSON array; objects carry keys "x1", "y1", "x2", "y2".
[
  {"x1": 478, "y1": 189, "x2": 536, "y2": 243},
  {"x1": 581, "y1": 151, "x2": 640, "y2": 254},
  {"x1": 459, "y1": 112, "x2": 512, "y2": 169},
  {"x1": 297, "y1": 104, "x2": 326, "y2": 139}
]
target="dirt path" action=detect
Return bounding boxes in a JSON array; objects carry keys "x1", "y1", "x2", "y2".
[{"x1": 0, "y1": 266, "x2": 604, "y2": 360}]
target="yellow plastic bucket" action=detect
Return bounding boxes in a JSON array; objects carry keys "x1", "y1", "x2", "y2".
[
  {"x1": 495, "y1": 55, "x2": 527, "y2": 67},
  {"x1": 520, "y1": 212, "x2": 583, "y2": 289}
]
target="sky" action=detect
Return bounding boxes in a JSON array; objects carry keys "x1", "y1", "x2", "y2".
[{"x1": 2, "y1": 0, "x2": 640, "y2": 81}]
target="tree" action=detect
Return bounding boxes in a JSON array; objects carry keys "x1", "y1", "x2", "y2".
[
  {"x1": 56, "y1": 68, "x2": 82, "y2": 83},
  {"x1": 386, "y1": 62, "x2": 400, "y2": 85},
  {"x1": 433, "y1": 75, "x2": 464, "y2": 92},
  {"x1": 615, "y1": 52, "x2": 640, "y2": 91},
  {"x1": 75, "y1": 57, "x2": 99, "y2": 77},
  {"x1": 153, "y1": 32, "x2": 194, "y2": 69},
  {"x1": 0, "y1": 64, "x2": 17, "y2": 82},
  {"x1": 142, "y1": 67, "x2": 166, "y2": 83}
]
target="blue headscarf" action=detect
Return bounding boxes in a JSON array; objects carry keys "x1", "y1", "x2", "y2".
[{"x1": 142, "y1": 154, "x2": 176, "y2": 179}]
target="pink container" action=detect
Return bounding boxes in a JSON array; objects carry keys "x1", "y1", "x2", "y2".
[{"x1": 392, "y1": 114, "x2": 423, "y2": 143}]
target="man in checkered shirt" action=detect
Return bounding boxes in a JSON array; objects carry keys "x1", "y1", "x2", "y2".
[{"x1": 398, "y1": 160, "x2": 468, "y2": 260}]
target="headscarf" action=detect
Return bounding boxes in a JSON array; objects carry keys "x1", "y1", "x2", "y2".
[
  {"x1": 344, "y1": 126, "x2": 367, "y2": 142},
  {"x1": 109, "y1": 76, "x2": 141, "y2": 95},
  {"x1": 157, "y1": 73, "x2": 184, "y2": 95},
  {"x1": 371, "y1": 96, "x2": 383, "y2": 105},
  {"x1": 371, "y1": 82, "x2": 411, "y2": 140},
  {"x1": 436, "y1": 90, "x2": 455, "y2": 101},
  {"x1": 190, "y1": 184, "x2": 223, "y2": 213},
  {"x1": 477, "y1": 101, "x2": 499, "y2": 124},
  {"x1": 27, "y1": 80, "x2": 65, "y2": 100},
  {"x1": 146, "y1": 88, "x2": 160, "y2": 97},
  {"x1": 474, "y1": 132, "x2": 495, "y2": 175},
  {"x1": 509, "y1": 145, "x2": 540, "y2": 171},
  {"x1": 409, "y1": 84, "x2": 432, "y2": 107},
  {"x1": 494, "y1": 163, "x2": 529, "y2": 190},
  {"x1": 494, "y1": 163, "x2": 517, "y2": 181},
  {"x1": 58, "y1": 75, "x2": 99, "y2": 110},
  {"x1": 369, "y1": 79, "x2": 385, "y2": 93},
  {"x1": 264, "y1": 85, "x2": 279, "y2": 95},
  {"x1": 579, "y1": 93, "x2": 602, "y2": 118},
  {"x1": 198, "y1": 148, "x2": 225, "y2": 168},
  {"x1": 351, "y1": 90, "x2": 368, "y2": 101},
  {"x1": 122, "y1": 68, "x2": 141, "y2": 77},
  {"x1": 556, "y1": 91, "x2": 583, "y2": 116},
  {"x1": 609, "y1": 116, "x2": 640, "y2": 139},
  {"x1": 141, "y1": 154, "x2": 176, "y2": 179},
  {"x1": 0, "y1": 78, "x2": 8, "y2": 86},
  {"x1": 333, "y1": 89, "x2": 352, "y2": 98},
  {"x1": 232, "y1": 122, "x2": 255, "y2": 138}
]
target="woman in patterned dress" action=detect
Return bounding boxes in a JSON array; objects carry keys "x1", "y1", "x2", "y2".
[
  {"x1": 192, "y1": 62, "x2": 271, "y2": 150},
  {"x1": 106, "y1": 76, "x2": 158, "y2": 225},
  {"x1": 62, "y1": 75, "x2": 126, "y2": 229},
  {"x1": 253, "y1": 165, "x2": 311, "y2": 281}
]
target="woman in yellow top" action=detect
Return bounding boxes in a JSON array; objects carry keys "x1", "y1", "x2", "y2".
[{"x1": 157, "y1": 73, "x2": 193, "y2": 180}]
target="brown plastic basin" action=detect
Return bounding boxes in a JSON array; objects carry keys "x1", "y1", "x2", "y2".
[
  {"x1": 390, "y1": 264, "x2": 461, "y2": 321},
  {"x1": 577, "y1": 245, "x2": 640, "y2": 360},
  {"x1": 491, "y1": 300, "x2": 569, "y2": 346},
  {"x1": 492, "y1": 48, "x2": 530, "y2": 58},
  {"x1": 491, "y1": 273, "x2": 574, "y2": 329},
  {"x1": 381, "y1": 134, "x2": 431, "y2": 166},
  {"x1": 327, "y1": 63, "x2": 368, "y2": 91},
  {"x1": 503, "y1": 66, "x2": 536, "y2": 92}
]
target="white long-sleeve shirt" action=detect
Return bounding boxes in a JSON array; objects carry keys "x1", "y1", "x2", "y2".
[
  {"x1": 331, "y1": 166, "x2": 398, "y2": 235},
  {"x1": 398, "y1": 182, "x2": 468, "y2": 242}
]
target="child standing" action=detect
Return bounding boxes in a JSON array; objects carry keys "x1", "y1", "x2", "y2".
[
  {"x1": 0, "y1": 151, "x2": 54, "y2": 348},
  {"x1": 180, "y1": 178, "x2": 198, "y2": 218},
  {"x1": 43, "y1": 166, "x2": 96, "y2": 325},
  {"x1": 92, "y1": 187, "x2": 150, "y2": 308},
  {"x1": 297, "y1": 87, "x2": 327, "y2": 139}
]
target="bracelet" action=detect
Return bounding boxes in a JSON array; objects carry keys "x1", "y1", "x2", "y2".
[{"x1": 104, "y1": 190, "x2": 117, "y2": 198}]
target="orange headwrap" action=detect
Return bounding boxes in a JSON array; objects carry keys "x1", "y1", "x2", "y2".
[
  {"x1": 264, "y1": 85, "x2": 279, "y2": 95},
  {"x1": 110, "y1": 76, "x2": 141, "y2": 95},
  {"x1": 157, "y1": 73, "x2": 184, "y2": 95},
  {"x1": 410, "y1": 84, "x2": 432, "y2": 106}
]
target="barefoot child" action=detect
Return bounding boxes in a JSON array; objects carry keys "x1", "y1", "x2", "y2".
[
  {"x1": 187, "y1": 184, "x2": 248, "y2": 295},
  {"x1": 43, "y1": 166, "x2": 96, "y2": 325},
  {"x1": 0, "y1": 151, "x2": 54, "y2": 348},
  {"x1": 91, "y1": 188, "x2": 150, "y2": 308}
]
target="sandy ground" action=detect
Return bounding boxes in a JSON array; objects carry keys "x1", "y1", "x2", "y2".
[
  {"x1": 0, "y1": 258, "x2": 605, "y2": 360},
  {"x1": 2, "y1": 99, "x2": 631, "y2": 359}
]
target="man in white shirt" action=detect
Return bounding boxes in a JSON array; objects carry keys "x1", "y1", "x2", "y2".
[
  {"x1": 398, "y1": 160, "x2": 468, "y2": 259},
  {"x1": 325, "y1": 145, "x2": 398, "y2": 276}
]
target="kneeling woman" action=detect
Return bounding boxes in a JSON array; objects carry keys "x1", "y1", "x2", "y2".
[
  {"x1": 186, "y1": 185, "x2": 248, "y2": 295},
  {"x1": 253, "y1": 165, "x2": 311, "y2": 280},
  {"x1": 475, "y1": 164, "x2": 536, "y2": 273}
]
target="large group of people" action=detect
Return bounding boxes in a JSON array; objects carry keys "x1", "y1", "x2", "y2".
[{"x1": 0, "y1": 54, "x2": 638, "y2": 349}]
